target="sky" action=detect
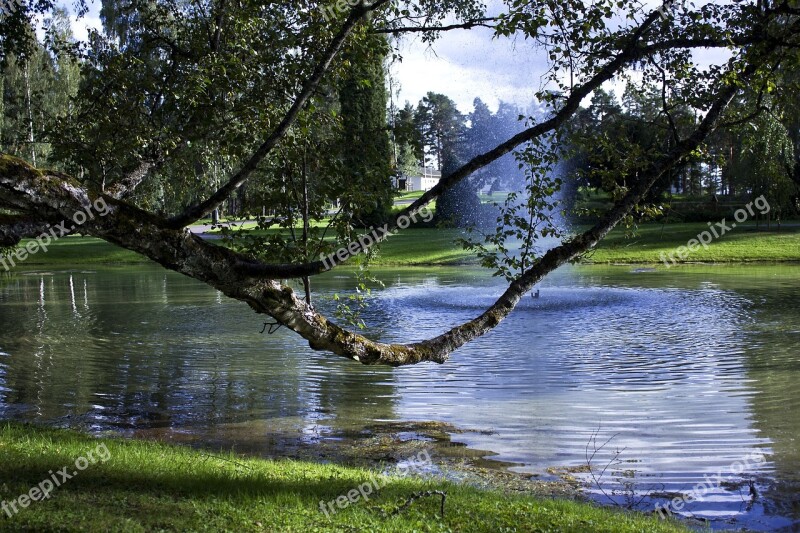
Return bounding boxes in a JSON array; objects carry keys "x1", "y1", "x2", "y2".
[
  {"x1": 390, "y1": 0, "x2": 617, "y2": 115},
  {"x1": 67, "y1": 1, "x2": 101, "y2": 43},
  {"x1": 390, "y1": 26, "x2": 550, "y2": 114}
]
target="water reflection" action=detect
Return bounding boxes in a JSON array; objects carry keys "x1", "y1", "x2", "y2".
[
  {"x1": 0, "y1": 264, "x2": 798, "y2": 530},
  {"x1": 0, "y1": 269, "x2": 399, "y2": 446}
]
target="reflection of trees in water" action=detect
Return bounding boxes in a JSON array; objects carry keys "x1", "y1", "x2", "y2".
[
  {"x1": 0, "y1": 273, "x2": 103, "y2": 420},
  {"x1": 6, "y1": 266, "x2": 796, "y2": 524},
  {"x1": 0, "y1": 268, "x2": 400, "y2": 446},
  {"x1": 0, "y1": 271, "x2": 11, "y2": 290}
]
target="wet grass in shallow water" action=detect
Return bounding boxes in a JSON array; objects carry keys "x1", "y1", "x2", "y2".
[{"x1": 0, "y1": 423, "x2": 690, "y2": 532}]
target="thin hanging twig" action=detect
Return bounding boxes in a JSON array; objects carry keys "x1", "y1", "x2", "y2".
[
  {"x1": 390, "y1": 490, "x2": 447, "y2": 518},
  {"x1": 260, "y1": 321, "x2": 283, "y2": 334}
]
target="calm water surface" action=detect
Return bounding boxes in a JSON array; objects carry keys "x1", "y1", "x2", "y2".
[{"x1": 0, "y1": 263, "x2": 798, "y2": 530}]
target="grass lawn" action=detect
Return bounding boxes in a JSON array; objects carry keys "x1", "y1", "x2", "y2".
[
  {"x1": 586, "y1": 222, "x2": 800, "y2": 264},
  {"x1": 5, "y1": 222, "x2": 800, "y2": 271},
  {"x1": 207, "y1": 227, "x2": 471, "y2": 266},
  {"x1": 394, "y1": 190, "x2": 426, "y2": 201},
  {"x1": 370, "y1": 228, "x2": 472, "y2": 266},
  {"x1": 1, "y1": 236, "x2": 150, "y2": 268},
  {"x1": 0, "y1": 423, "x2": 688, "y2": 532},
  {"x1": 3, "y1": 228, "x2": 475, "y2": 269}
]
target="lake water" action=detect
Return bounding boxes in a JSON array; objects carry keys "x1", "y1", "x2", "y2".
[{"x1": 0, "y1": 263, "x2": 798, "y2": 530}]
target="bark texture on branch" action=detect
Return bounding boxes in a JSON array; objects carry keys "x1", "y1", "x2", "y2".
[{"x1": 0, "y1": 214, "x2": 55, "y2": 246}]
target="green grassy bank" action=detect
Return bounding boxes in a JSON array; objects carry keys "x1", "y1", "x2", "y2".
[
  {"x1": 586, "y1": 222, "x2": 800, "y2": 264},
  {"x1": 0, "y1": 228, "x2": 476, "y2": 269},
  {"x1": 0, "y1": 423, "x2": 687, "y2": 532},
  {"x1": 3, "y1": 222, "x2": 800, "y2": 270},
  {"x1": 373, "y1": 222, "x2": 800, "y2": 265}
]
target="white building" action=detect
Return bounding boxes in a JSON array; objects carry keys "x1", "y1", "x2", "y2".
[{"x1": 395, "y1": 167, "x2": 442, "y2": 192}]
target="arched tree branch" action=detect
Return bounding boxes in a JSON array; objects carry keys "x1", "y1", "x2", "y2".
[
  {"x1": 0, "y1": 4, "x2": 794, "y2": 366},
  {"x1": 0, "y1": 49, "x2": 765, "y2": 365}
]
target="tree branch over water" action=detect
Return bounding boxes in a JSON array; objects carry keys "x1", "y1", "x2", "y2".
[{"x1": 1, "y1": 0, "x2": 797, "y2": 365}]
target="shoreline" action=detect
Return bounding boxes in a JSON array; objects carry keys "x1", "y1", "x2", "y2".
[{"x1": 0, "y1": 421, "x2": 690, "y2": 531}]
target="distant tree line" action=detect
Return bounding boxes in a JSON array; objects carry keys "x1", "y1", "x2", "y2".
[
  {"x1": 390, "y1": 83, "x2": 800, "y2": 227},
  {"x1": 569, "y1": 85, "x2": 800, "y2": 218},
  {"x1": 391, "y1": 92, "x2": 536, "y2": 226},
  {"x1": 1, "y1": 9, "x2": 80, "y2": 169}
]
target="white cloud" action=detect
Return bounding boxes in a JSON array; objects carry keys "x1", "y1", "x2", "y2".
[
  {"x1": 392, "y1": 27, "x2": 550, "y2": 115},
  {"x1": 69, "y1": 0, "x2": 102, "y2": 42}
]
